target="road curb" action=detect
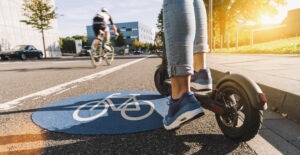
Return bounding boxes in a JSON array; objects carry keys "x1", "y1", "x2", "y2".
[{"x1": 211, "y1": 68, "x2": 300, "y2": 123}]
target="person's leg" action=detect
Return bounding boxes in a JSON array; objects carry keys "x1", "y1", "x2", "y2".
[
  {"x1": 171, "y1": 76, "x2": 190, "y2": 99},
  {"x1": 164, "y1": 0, "x2": 195, "y2": 99},
  {"x1": 194, "y1": 52, "x2": 206, "y2": 71},
  {"x1": 192, "y1": 0, "x2": 212, "y2": 90},
  {"x1": 193, "y1": 0, "x2": 209, "y2": 70},
  {"x1": 92, "y1": 24, "x2": 101, "y2": 40},
  {"x1": 163, "y1": 0, "x2": 204, "y2": 130},
  {"x1": 105, "y1": 27, "x2": 111, "y2": 43}
]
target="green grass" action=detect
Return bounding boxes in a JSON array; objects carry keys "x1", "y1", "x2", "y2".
[{"x1": 212, "y1": 36, "x2": 300, "y2": 54}]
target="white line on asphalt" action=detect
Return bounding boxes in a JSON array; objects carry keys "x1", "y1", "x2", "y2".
[
  {"x1": 55, "y1": 88, "x2": 71, "y2": 95},
  {"x1": 247, "y1": 134, "x2": 283, "y2": 155},
  {"x1": 0, "y1": 57, "x2": 150, "y2": 110},
  {"x1": 52, "y1": 60, "x2": 83, "y2": 64},
  {"x1": 32, "y1": 97, "x2": 41, "y2": 100}
]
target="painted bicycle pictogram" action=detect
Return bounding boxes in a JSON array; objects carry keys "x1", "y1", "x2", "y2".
[{"x1": 73, "y1": 93, "x2": 155, "y2": 122}]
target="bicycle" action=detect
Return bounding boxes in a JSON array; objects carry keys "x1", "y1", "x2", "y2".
[
  {"x1": 89, "y1": 30, "x2": 115, "y2": 68},
  {"x1": 73, "y1": 93, "x2": 155, "y2": 122}
]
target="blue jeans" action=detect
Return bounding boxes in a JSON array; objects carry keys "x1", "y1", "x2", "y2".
[{"x1": 163, "y1": 0, "x2": 209, "y2": 77}]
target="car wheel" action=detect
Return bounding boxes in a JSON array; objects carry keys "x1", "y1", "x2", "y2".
[
  {"x1": 21, "y1": 54, "x2": 27, "y2": 60},
  {"x1": 37, "y1": 53, "x2": 43, "y2": 59}
]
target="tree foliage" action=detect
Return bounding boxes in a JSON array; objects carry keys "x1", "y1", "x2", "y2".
[
  {"x1": 155, "y1": 9, "x2": 165, "y2": 51},
  {"x1": 156, "y1": 9, "x2": 164, "y2": 31},
  {"x1": 59, "y1": 35, "x2": 87, "y2": 53},
  {"x1": 132, "y1": 39, "x2": 141, "y2": 49},
  {"x1": 113, "y1": 29, "x2": 126, "y2": 47},
  {"x1": 20, "y1": 0, "x2": 56, "y2": 58}
]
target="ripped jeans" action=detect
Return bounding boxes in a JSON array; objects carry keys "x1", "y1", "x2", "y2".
[{"x1": 163, "y1": 0, "x2": 209, "y2": 77}]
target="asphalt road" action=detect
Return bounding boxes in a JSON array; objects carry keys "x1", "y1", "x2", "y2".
[{"x1": 0, "y1": 56, "x2": 256, "y2": 155}]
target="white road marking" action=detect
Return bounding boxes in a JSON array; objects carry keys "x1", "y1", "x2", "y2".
[
  {"x1": 55, "y1": 88, "x2": 71, "y2": 95},
  {"x1": 52, "y1": 60, "x2": 83, "y2": 64},
  {"x1": 247, "y1": 134, "x2": 283, "y2": 155},
  {"x1": 0, "y1": 57, "x2": 150, "y2": 110}
]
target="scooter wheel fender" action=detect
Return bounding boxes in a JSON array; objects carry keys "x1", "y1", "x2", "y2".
[{"x1": 215, "y1": 73, "x2": 267, "y2": 110}]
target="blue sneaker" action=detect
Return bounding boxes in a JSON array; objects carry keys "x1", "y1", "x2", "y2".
[
  {"x1": 163, "y1": 92, "x2": 204, "y2": 130},
  {"x1": 191, "y1": 68, "x2": 213, "y2": 90}
]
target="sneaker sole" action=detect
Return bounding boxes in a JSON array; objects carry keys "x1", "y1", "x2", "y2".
[
  {"x1": 164, "y1": 108, "x2": 204, "y2": 130},
  {"x1": 191, "y1": 82, "x2": 213, "y2": 91}
]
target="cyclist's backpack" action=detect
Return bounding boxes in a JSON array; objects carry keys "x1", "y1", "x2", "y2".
[{"x1": 93, "y1": 15, "x2": 106, "y2": 30}]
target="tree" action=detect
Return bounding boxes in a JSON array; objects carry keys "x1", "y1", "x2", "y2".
[
  {"x1": 132, "y1": 39, "x2": 140, "y2": 49},
  {"x1": 72, "y1": 35, "x2": 88, "y2": 46},
  {"x1": 59, "y1": 35, "x2": 88, "y2": 53},
  {"x1": 155, "y1": 9, "x2": 165, "y2": 52},
  {"x1": 156, "y1": 9, "x2": 164, "y2": 31},
  {"x1": 203, "y1": 0, "x2": 286, "y2": 46},
  {"x1": 59, "y1": 37, "x2": 75, "y2": 53},
  {"x1": 20, "y1": 0, "x2": 56, "y2": 58}
]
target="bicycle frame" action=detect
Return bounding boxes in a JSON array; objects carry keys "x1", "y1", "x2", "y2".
[
  {"x1": 93, "y1": 93, "x2": 143, "y2": 111},
  {"x1": 73, "y1": 93, "x2": 155, "y2": 122}
]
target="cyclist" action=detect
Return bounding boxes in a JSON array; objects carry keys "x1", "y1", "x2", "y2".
[
  {"x1": 162, "y1": 0, "x2": 212, "y2": 130},
  {"x1": 92, "y1": 7, "x2": 119, "y2": 46}
]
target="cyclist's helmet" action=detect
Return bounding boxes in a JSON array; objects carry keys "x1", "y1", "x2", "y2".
[{"x1": 101, "y1": 7, "x2": 109, "y2": 13}]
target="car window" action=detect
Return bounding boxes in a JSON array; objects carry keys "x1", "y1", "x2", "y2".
[
  {"x1": 26, "y1": 46, "x2": 32, "y2": 50},
  {"x1": 12, "y1": 45, "x2": 26, "y2": 50}
]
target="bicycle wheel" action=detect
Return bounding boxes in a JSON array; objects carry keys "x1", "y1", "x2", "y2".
[
  {"x1": 120, "y1": 100, "x2": 155, "y2": 121},
  {"x1": 73, "y1": 100, "x2": 109, "y2": 122},
  {"x1": 90, "y1": 39, "x2": 104, "y2": 68},
  {"x1": 103, "y1": 45, "x2": 115, "y2": 65}
]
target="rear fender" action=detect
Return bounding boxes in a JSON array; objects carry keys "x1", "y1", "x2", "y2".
[{"x1": 215, "y1": 73, "x2": 267, "y2": 110}]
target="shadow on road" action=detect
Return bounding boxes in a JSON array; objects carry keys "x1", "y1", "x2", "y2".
[
  {"x1": 45, "y1": 131, "x2": 241, "y2": 155},
  {"x1": 0, "y1": 131, "x2": 241, "y2": 155}
]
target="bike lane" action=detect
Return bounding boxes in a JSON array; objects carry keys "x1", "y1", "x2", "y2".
[{"x1": 0, "y1": 57, "x2": 257, "y2": 154}]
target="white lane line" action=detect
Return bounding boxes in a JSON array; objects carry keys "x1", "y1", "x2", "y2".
[
  {"x1": 55, "y1": 88, "x2": 71, "y2": 95},
  {"x1": 52, "y1": 60, "x2": 83, "y2": 64},
  {"x1": 32, "y1": 97, "x2": 41, "y2": 100},
  {"x1": 0, "y1": 57, "x2": 150, "y2": 110},
  {"x1": 247, "y1": 134, "x2": 283, "y2": 155}
]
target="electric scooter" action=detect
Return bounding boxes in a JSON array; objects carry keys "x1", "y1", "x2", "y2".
[{"x1": 153, "y1": 32, "x2": 268, "y2": 142}]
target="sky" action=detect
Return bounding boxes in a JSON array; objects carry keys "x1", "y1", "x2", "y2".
[
  {"x1": 55, "y1": 0, "x2": 300, "y2": 37},
  {"x1": 55, "y1": 0, "x2": 163, "y2": 37}
]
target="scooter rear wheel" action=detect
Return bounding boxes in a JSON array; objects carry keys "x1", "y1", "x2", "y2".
[
  {"x1": 215, "y1": 81, "x2": 263, "y2": 142},
  {"x1": 154, "y1": 65, "x2": 170, "y2": 96}
]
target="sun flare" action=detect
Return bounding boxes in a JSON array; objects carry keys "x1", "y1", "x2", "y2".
[{"x1": 259, "y1": 6, "x2": 288, "y2": 25}]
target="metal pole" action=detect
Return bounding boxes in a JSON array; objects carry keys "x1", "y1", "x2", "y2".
[{"x1": 209, "y1": 0, "x2": 213, "y2": 51}]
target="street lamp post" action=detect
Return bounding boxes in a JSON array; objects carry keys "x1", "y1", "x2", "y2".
[{"x1": 209, "y1": 0, "x2": 213, "y2": 51}]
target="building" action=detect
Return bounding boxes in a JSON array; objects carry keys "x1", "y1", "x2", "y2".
[
  {"x1": 87, "y1": 21, "x2": 155, "y2": 46},
  {"x1": 0, "y1": 0, "x2": 61, "y2": 57}
]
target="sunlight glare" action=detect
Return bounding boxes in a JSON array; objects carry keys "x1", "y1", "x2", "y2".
[{"x1": 259, "y1": 6, "x2": 288, "y2": 25}]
